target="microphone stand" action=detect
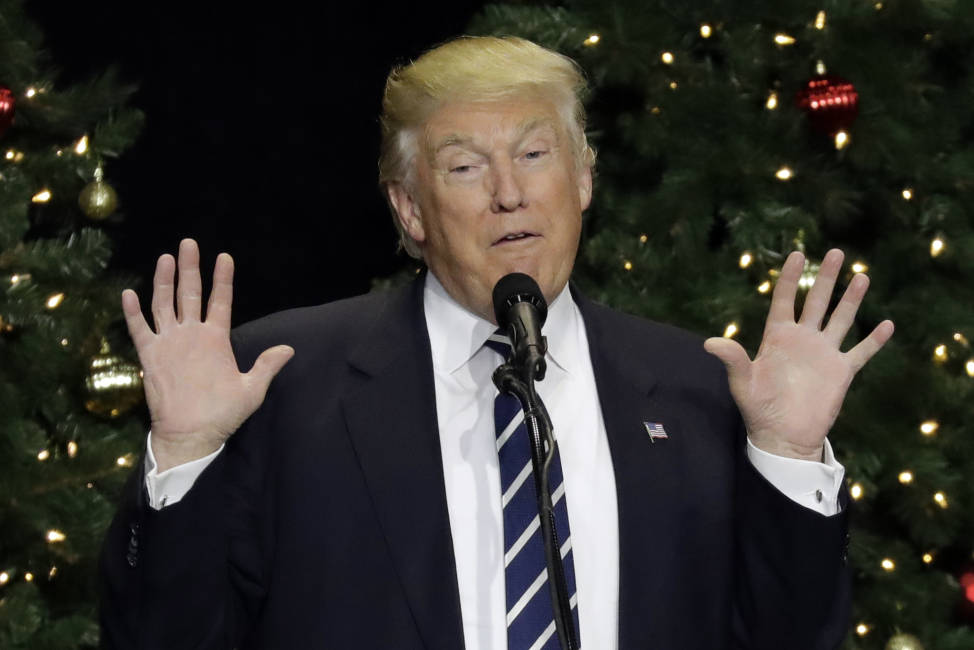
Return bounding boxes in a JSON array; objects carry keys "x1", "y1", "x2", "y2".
[{"x1": 493, "y1": 345, "x2": 578, "y2": 650}]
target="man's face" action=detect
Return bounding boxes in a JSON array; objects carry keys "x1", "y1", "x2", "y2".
[{"x1": 389, "y1": 96, "x2": 592, "y2": 323}]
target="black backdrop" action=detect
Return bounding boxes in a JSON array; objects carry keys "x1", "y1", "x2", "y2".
[{"x1": 27, "y1": 0, "x2": 485, "y2": 324}]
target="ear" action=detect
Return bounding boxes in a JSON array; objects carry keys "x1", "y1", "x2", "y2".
[
  {"x1": 387, "y1": 182, "x2": 427, "y2": 244},
  {"x1": 577, "y1": 164, "x2": 593, "y2": 212}
]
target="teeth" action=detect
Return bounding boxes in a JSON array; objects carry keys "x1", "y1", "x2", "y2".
[{"x1": 504, "y1": 233, "x2": 529, "y2": 240}]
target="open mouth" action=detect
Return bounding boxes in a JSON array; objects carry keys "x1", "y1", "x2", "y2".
[{"x1": 493, "y1": 231, "x2": 539, "y2": 245}]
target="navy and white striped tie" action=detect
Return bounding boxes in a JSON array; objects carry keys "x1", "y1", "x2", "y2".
[{"x1": 485, "y1": 331, "x2": 580, "y2": 650}]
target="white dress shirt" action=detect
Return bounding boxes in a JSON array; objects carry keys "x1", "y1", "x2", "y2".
[{"x1": 145, "y1": 273, "x2": 845, "y2": 649}]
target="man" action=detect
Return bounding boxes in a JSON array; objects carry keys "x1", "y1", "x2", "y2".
[{"x1": 101, "y1": 37, "x2": 893, "y2": 649}]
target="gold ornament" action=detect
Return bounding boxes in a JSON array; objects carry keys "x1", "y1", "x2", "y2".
[
  {"x1": 78, "y1": 167, "x2": 118, "y2": 220},
  {"x1": 83, "y1": 339, "x2": 143, "y2": 417},
  {"x1": 886, "y1": 634, "x2": 924, "y2": 650}
]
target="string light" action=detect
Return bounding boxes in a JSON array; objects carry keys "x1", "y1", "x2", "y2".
[
  {"x1": 775, "y1": 167, "x2": 793, "y2": 180},
  {"x1": 60, "y1": 338, "x2": 69, "y2": 346},
  {"x1": 765, "y1": 92, "x2": 778, "y2": 110},
  {"x1": 661, "y1": 51, "x2": 674, "y2": 64},
  {"x1": 815, "y1": 60, "x2": 827, "y2": 75},
  {"x1": 37, "y1": 449, "x2": 50, "y2": 461},
  {"x1": 856, "y1": 623, "x2": 869, "y2": 636},
  {"x1": 933, "y1": 344, "x2": 947, "y2": 362},
  {"x1": 74, "y1": 135, "x2": 89, "y2": 155},
  {"x1": 850, "y1": 483, "x2": 863, "y2": 500},
  {"x1": 669, "y1": 81, "x2": 678, "y2": 90},
  {"x1": 700, "y1": 24, "x2": 712, "y2": 38},
  {"x1": 24, "y1": 572, "x2": 34, "y2": 582},
  {"x1": 875, "y1": 2, "x2": 883, "y2": 9},
  {"x1": 25, "y1": 87, "x2": 37, "y2": 98},
  {"x1": 930, "y1": 237, "x2": 945, "y2": 257},
  {"x1": 901, "y1": 188, "x2": 913, "y2": 200},
  {"x1": 46, "y1": 529, "x2": 66, "y2": 543},
  {"x1": 881, "y1": 558, "x2": 895, "y2": 571},
  {"x1": 639, "y1": 234, "x2": 648, "y2": 244},
  {"x1": 32, "y1": 189, "x2": 52, "y2": 203},
  {"x1": 920, "y1": 421, "x2": 939, "y2": 436},
  {"x1": 922, "y1": 552, "x2": 934, "y2": 564},
  {"x1": 723, "y1": 323, "x2": 739, "y2": 338},
  {"x1": 774, "y1": 33, "x2": 796, "y2": 45},
  {"x1": 583, "y1": 34, "x2": 600, "y2": 46},
  {"x1": 739, "y1": 252, "x2": 753, "y2": 268},
  {"x1": 898, "y1": 471, "x2": 914, "y2": 484},
  {"x1": 0, "y1": 571, "x2": 8, "y2": 585},
  {"x1": 815, "y1": 11, "x2": 826, "y2": 29},
  {"x1": 851, "y1": 261, "x2": 868, "y2": 273},
  {"x1": 933, "y1": 491, "x2": 948, "y2": 508},
  {"x1": 623, "y1": 261, "x2": 633, "y2": 271},
  {"x1": 5, "y1": 149, "x2": 23, "y2": 162},
  {"x1": 757, "y1": 281, "x2": 772, "y2": 294},
  {"x1": 67, "y1": 441, "x2": 78, "y2": 457},
  {"x1": 46, "y1": 293, "x2": 64, "y2": 309},
  {"x1": 834, "y1": 131, "x2": 849, "y2": 149},
  {"x1": 48, "y1": 566, "x2": 57, "y2": 579},
  {"x1": 966, "y1": 360, "x2": 974, "y2": 377},
  {"x1": 954, "y1": 332, "x2": 970, "y2": 346}
]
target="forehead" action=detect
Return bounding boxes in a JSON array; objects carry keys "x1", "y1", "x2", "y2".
[{"x1": 422, "y1": 97, "x2": 562, "y2": 155}]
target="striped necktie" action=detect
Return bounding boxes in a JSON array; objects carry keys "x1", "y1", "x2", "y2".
[{"x1": 484, "y1": 331, "x2": 581, "y2": 650}]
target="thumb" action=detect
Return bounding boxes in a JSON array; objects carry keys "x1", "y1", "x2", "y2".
[
  {"x1": 703, "y1": 337, "x2": 752, "y2": 383},
  {"x1": 247, "y1": 344, "x2": 295, "y2": 396}
]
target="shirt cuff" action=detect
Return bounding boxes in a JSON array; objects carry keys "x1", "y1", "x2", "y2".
[
  {"x1": 746, "y1": 437, "x2": 845, "y2": 516},
  {"x1": 144, "y1": 431, "x2": 225, "y2": 510}
]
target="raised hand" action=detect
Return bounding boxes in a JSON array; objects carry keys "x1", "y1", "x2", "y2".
[
  {"x1": 122, "y1": 239, "x2": 294, "y2": 472},
  {"x1": 703, "y1": 249, "x2": 894, "y2": 461}
]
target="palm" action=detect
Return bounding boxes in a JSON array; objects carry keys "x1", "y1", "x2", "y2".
[
  {"x1": 704, "y1": 249, "x2": 894, "y2": 460},
  {"x1": 122, "y1": 239, "x2": 293, "y2": 469}
]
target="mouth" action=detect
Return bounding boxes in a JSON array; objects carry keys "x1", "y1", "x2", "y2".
[{"x1": 492, "y1": 231, "x2": 541, "y2": 246}]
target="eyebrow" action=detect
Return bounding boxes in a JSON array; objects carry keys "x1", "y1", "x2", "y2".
[{"x1": 431, "y1": 117, "x2": 559, "y2": 157}]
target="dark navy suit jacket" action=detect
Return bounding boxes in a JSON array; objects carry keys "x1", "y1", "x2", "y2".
[{"x1": 100, "y1": 276, "x2": 851, "y2": 649}]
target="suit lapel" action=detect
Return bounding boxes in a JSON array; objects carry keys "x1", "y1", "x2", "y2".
[
  {"x1": 341, "y1": 276, "x2": 465, "y2": 650},
  {"x1": 577, "y1": 295, "x2": 691, "y2": 648}
]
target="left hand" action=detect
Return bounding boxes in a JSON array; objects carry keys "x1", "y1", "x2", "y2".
[{"x1": 703, "y1": 249, "x2": 894, "y2": 461}]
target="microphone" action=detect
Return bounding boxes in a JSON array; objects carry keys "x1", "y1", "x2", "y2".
[{"x1": 492, "y1": 273, "x2": 548, "y2": 381}]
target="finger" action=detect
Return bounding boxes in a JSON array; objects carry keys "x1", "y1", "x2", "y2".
[
  {"x1": 823, "y1": 273, "x2": 869, "y2": 346},
  {"x1": 150, "y1": 253, "x2": 177, "y2": 331},
  {"x1": 246, "y1": 345, "x2": 296, "y2": 401},
  {"x1": 121, "y1": 289, "x2": 155, "y2": 350},
  {"x1": 205, "y1": 253, "x2": 234, "y2": 330},
  {"x1": 703, "y1": 337, "x2": 753, "y2": 385},
  {"x1": 846, "y1": 320, "x2": 894, "y2": 371},
  {"x1": 176, "y1": 238, "x2": 203, "y2": 323},
  {"x1": 799, "y1": 248, "x2": 843, "y2": 330},
  {"x1": 766, "y1": 251, "x2": 804, "y2": 326}
]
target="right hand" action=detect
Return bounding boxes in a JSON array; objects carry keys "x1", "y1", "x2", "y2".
[{"x1": 122, "y1": 239, "x2": 294, "y2": 472}]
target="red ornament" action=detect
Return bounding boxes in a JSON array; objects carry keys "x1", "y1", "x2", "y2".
[
  {"x1": 795, "y1": 75, "x2": 858, "y2": 135},
  {"x1": 0, "y1": 85, "x2": 14, "y2": 137}
]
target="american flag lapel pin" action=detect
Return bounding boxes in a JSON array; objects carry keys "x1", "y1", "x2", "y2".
[{"x1": 644, "y1": 421, "x2": 668, "y2": 443}]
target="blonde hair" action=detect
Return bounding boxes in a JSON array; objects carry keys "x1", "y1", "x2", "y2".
[{"x1": 379, "y1": 36, "x2": 595, "y2": 258}]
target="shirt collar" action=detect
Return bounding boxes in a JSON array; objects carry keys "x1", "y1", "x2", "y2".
[{"x1": 423, "y1": 271, "x2": 580, "y2": 376}]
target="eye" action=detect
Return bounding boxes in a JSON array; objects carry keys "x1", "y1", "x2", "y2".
[
  {"x1": 450, "y1": 165, "x2": 474, "y2": 174},
  {"x1": 523, "y1": 149, "x2": 547, "y2": 160}
]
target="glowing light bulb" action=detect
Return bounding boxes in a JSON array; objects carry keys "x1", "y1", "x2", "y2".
[
  {"x1": 0, "y1": 572, "x2": 7, "y2": 585},
  {"x1": 954, "y1": 332, "x2": 970, "y2": 346},
  {"x1": 723, "y1": 323, "x2": 738, "y2": 338},
  {"x1": 37, "y1": 449, "x2": 50, "y2": 461},
  {"x1": 815, "y1": 60, "x2": 827, "y2": 75},
  {"x1": 48, "y1": 566, "x2": 57, "y2": 578},
  {"x1": 24, "y1": 572, "x2": 34, "y2": 582},
  {"x1": 669, "y1": 81, "x2": 678, "y2": 90},
  {"x1": 25, "y1": 87, "x2": 37, "y2": 98},
  {"x1": 583, "y1": 34, "x2": 600, "y2": 46},
  {"x1": 74, "y1": 135, "x2": 89, "y2": 155},
  {"x1": 46, "y1": 293, "x2": 64, "y2": 309},
  {"x1": 898, "y1": 471, "x2": 913, "y2": 484},
  {"x1": 851, "y1": 261, "x2": 867, "y2": 273},
  {"x1": 922, "y1": 553, "x2": 934, "y2": 564},
  {"x1": 933, "y1": 344, "x2": 947, "y2": 362},
  {"x1": 775, "y1": 167, "x2": 793, "y2": 180},
  {"x1": 623, "y1": 261, "x2": 633, "y2": 271},
  {"x1": 930, "y1": 237, "x2": 945, "y2": 257},
  {"x1": 4, "y1": 150, "x2": 14, "y2": 159},
  {"x1": 902, "y1": 188, "x2": 913, "y2": 200},
  {"x1": 856, "y1": 623, "x2": 869, "y2": 636},
  {"x1": 815, "y1": 11, "x2": 826, "y2": 29},
  {"x1": 920, "y1": 421, "x2": 939, "y2": 436},
  {"x1": 774, "y1": 33, "x2": 796, "y2": 45},
  {"x1": 700, "y1": 24, "x2": 712, "y2": 38},
  {"x1": 834, "y1": 131, "x2": 849, "y2": 149},
  {"x1": 933, "y1": 491, "x2": 948, "y2": 508},
  {"x1": 116, "y1": 456, "x2": 130, "y2": 467},
  {"x1": 639, "y1": 234, "x2": 648, "y2": 243},
  {"x1": 757, "y1": 281, "x2": 772, "y2": 294},
  {"x1": 661, "y1": 51, "x2": 674, "y2": 64},
  {"x1": 32, "y1": 189, "x2": 52, "y2": 203},
  {"x1": 739, "y1": 252, "x2": 753, "y2": 268},
  {"x1": 67, "y1": 441, "x2": 78, "y2": 457},
  {"x1": 766, "y1": 92, "x2": 778, "y2": 110},
  {"x1": 966, "y1": 360, "x2": 974, "y2": 377},
  {"x1": 850, "y1": 483, "x2": 863, "y2": 500},
  {"x1": 46, "y1": 530, "x2": 66, "y2": 543},
  {"x1": 881, "y1": 558, "x2": 895, "y2": 571}
]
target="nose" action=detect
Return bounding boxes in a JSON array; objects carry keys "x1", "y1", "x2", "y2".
[{"x1": 488, "y1": 158, "x2": 526, "y2": 213}]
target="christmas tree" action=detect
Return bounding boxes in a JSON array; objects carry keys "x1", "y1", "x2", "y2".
[
  {"x1": 469, "y1": 1, "x2": 974, "y2": 648},
  {"x1": 0, "y1": 1, "x2": 145, "y2": 647}
]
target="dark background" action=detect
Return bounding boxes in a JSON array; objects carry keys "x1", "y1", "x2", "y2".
[{"x1": 26, "y1": 0, "x2": 486, "y2": 324}]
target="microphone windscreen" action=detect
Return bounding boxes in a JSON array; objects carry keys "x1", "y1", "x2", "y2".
[{"x1": 492, "y1": 273, "x2": 548, "y2": 328}]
